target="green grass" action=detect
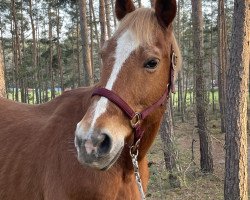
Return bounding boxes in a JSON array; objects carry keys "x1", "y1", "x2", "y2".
[
  {"x1": 7, "y1": 90, "x2": 61, "y2": 103},
  {"x1": 172, "y1": 90, "x2": 219, "y2": 107}
]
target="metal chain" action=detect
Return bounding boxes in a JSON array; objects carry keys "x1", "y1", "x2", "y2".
[{"x1": 130, "y1": 144, "x2": 146, "y2": 200}]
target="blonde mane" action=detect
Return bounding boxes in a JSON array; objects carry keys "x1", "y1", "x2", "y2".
[
  {"x1": 116, "y1": 8, "x2": 159, "y2": 46},
  {"x1": 116, "y1": 8, "x2": 182, "y2": 75}
]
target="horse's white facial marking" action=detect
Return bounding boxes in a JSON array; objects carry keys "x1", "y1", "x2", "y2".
[
  {"x1": 89, "y1": 30, "x2": 139, "y2": 131},
  {"x1": 106, "y1": 30, "x2": 139, "y2": 90},
  {"x1": 75, "y1": 30, "x2": 138, "y2": 167},
  {"x1": 75, "y1": 30, "x2": 138, "y2": 142}
]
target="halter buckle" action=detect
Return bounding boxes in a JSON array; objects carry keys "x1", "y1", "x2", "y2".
[{"x1": 130, "y1": 112, "x2": 141, "y2": 128}]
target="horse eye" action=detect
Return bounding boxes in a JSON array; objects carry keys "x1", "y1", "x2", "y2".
[{"x1": 144, "y1": 59, "x2": 160, "y2": 69}]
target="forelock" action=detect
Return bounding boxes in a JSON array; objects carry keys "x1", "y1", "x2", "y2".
[{"x1": 115, "y1": 8, "x2": 161, "y2": 46}]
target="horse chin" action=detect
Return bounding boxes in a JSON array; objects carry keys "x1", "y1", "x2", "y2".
[
  {"x1": 77, "y1": 146, "x2": 123, "y2": 171},
  {"x1": 100, "y1": 147, "x2": 123, "y2": 171}
]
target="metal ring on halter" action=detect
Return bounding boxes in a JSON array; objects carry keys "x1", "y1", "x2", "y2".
[
  {"x1": 130, "y1": 112, "x2": 141, "y2": 128},
  {"x1": 129, "y1": 139, "x2": 141, "y2": 157}
]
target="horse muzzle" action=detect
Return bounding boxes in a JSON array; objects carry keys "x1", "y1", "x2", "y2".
[{"x1": 74, "y1": 130, "x2": 124, "y2": 170}]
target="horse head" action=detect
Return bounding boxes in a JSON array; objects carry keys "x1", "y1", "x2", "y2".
[{"x1": 75, "y1": 0, "x2": 181, "y2": 170}]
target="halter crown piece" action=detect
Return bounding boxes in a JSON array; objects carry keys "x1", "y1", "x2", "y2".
[{"x1": 92, "y1": 47, "x2": 176, "y2": 200}]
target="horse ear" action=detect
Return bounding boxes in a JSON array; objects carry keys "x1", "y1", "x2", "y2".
[
  {"x1": 155, "y1": 0, "x2": 177, "y2": 28},
  {"x1": 115, "y1": 0, "x2": 136, "y2": 21}
]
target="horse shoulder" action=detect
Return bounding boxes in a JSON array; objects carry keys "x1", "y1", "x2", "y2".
[{"x1": 0, "y1": 87, "x2": 93, "y2": 200}]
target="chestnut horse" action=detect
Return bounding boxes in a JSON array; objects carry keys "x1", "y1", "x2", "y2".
[{"x1": 0, "y1": 0, "x2": 181, "y2": 199}]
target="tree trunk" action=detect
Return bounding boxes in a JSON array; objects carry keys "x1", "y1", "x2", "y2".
[
  {"x1": 0, "y1": 18, "x2": 7, "y2": 99},
  {"x1": 48, "y1": 3, "x2": 55, "y2": 99},
  {"x1": 224, "y1": 0, "x2": 249, "y2": 199},
  {"x1": 176, "y1": 0, "x2": 184, "y2": 122},
  {"x1": 20, "y1": 0, "x2": 25, "y2": 103},
  {"x1": 37, "y1": 20, "x2": 42, "y2": 103},
  {"x1": 137, "y1": 0, "x2": 141, "y2": 7},
  {"x1": 79, "y1": 0, "x2": 94, "y2": 86},
  {"x1": 104, "y1": 0, "x2": 111, "y2": 39},
  {"x1": 210, "y1": 19, "x2": 215, "y2": 113},
  {"x1": 99, "y1": 0, "x2": 106, "y2": 46},
  {"x1": 90, "y1": 0, "x2": 101, "y2": 80},
  {"x1": 150, "y1": 0, "x2": 154, "y2": 7},
  {"x1": 191, "y1": 0, "x2": 213, "y2": 173},
  {"x1": 0, "y1": 41, "x2": 6, "y2": 98},
  {"x1": 10, "y1": 21, "x2": 15, "y2": 100},
  {"x1": 89, "y1": 0, "x2": 94, "y2": 71},
  {"x1": 110, "y1": 0, "x2": 117, "y2": 28},
  {"x1": 160, "y1": 101, "x2": 180, "y2": 188},
  {"x1": 76, "y1": 3, "x2": 81, "y2": 87},
  {"x1": 28, "y1": 0, "x2": 39, "y2": 104},
  {"x1": 218, "y1": 0, "x2": 227, "y2": 133},
  {"x1": 71, "y1": 30, "x2": 76, "y2": 89},
  {"x1": 11, "y1": 0, "x2": 21, "y2": 102},
  {"x1": 90, "y1": 0, "x2": 100, "y2": 47},
  {"x1": 56, "y1": 7, "x2": 64, "y2": 92},
  {"x1": 183, "y1": 70, "x2": 189, "y2": 113}
]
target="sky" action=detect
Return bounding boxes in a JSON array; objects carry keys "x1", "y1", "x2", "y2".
[{"x1": 141, "y1": 0, "x2": 151, "y2": 7}]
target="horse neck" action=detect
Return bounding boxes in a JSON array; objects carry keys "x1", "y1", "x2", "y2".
[{"x1": 139, "y1": 108, "x2": 165, "y2": 159}]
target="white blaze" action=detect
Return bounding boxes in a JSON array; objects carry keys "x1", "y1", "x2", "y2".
[{"x1": 89, "y1": 30, "x2": 139, "y2": 130}]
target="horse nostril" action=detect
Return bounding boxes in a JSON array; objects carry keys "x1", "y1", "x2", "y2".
[
  {"x1": 98, "y1": 134, "x2": 112, "y2": 156},
  {"x1": 75, "y1": 135, "x2": 83, "y2": 148}
]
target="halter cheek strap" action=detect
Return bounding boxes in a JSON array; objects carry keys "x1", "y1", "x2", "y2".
[{"x1": 92, "y1": 48, "x2": 176, "y2": 147}]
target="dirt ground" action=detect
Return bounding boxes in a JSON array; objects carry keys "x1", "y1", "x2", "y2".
[{"x1": 146, "y1": 115, "x2": 249, "y2": 200}]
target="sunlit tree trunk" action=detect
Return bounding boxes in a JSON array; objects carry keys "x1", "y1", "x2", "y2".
[
  {"x1": 89, "y1": 0, "x2": 94, "y2": 71},
  {"x1": 218, "y1": 0, "x2": 227, "y2": 133},
  {"x1": 191, "y1": 0, "x2": 213, "y2": 173},
  {"x1": 0, "y1": 18, "x2": 6, "y2": 98},
  {"x1": 36, "y1": 19, "x2": 42, "y2": 103},
  {"x1": 184, "y1": 37, "x2": 191, "y2": 113},
  {"x1": 0, "y1": 41, "x2": 6, "y2": 98},
  {"x1": 10, "y1": 21, "x2": 15, "y2": 100},
  {"x1": 20, "y1": 0, "x2": 26, "y2": 103},
  {"x1": 28, "y1": 0, "x2": 39, "y2": 104},
  {"x1": 11, "y1": 0, "x2": 21, "y2": 102},
  {"x1": 210, "y1": 17, "x2": 215, "y2": 113},
  {"x1": 110, "y1": 0, "x2": 117, "y2": 28},
  {"x1": 48, "y1": 3, "x2": 55, "y2": 99},
  {"x1": 176, "y1": 0, "x2": 184, "y2": 122},
  {"x1": 79, "y1": 0, "x2": 94, "y2": 86},
  {"x1": 71, "y1": 30, "x2": 76, "y2": 89},
  {"x1": 183, "y1": 71, "x2": 188, "y2": 112},
  {"x1": 104, "y1": 0, "x2": 111, "y2": 39},
  {"x1": 90, "y1": 0, "x2": 100, "y2": 47},
  {"x1": 89, "y1": 0, "x2": 101, "y2": 81},
  {"x1": 56, "y1": 6, "x2": 63, "y2": 92},
  {"x1": 76, "y1": 3, "x2": 81, "y2": 87},
  {"x1": 99, "y1": 0, "x2": 106, "y2": 46},
  {"x1": 138, "y1": 0, "x2": 142, "y2": 7},
  {"x1": 150, "y1": 0, "x2": 154, "y2": 7},
  {"x1": 224, "y1": 0, "x2": 249, "y2": 199}
]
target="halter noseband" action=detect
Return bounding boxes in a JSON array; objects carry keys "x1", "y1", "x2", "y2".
[{"x1": 92, "y1": 48, "x2": 177, "y2": 149}]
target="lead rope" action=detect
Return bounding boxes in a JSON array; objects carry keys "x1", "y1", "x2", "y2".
[{"x1": 130, "y1": 140, "x2": 146, "y2": 200}]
